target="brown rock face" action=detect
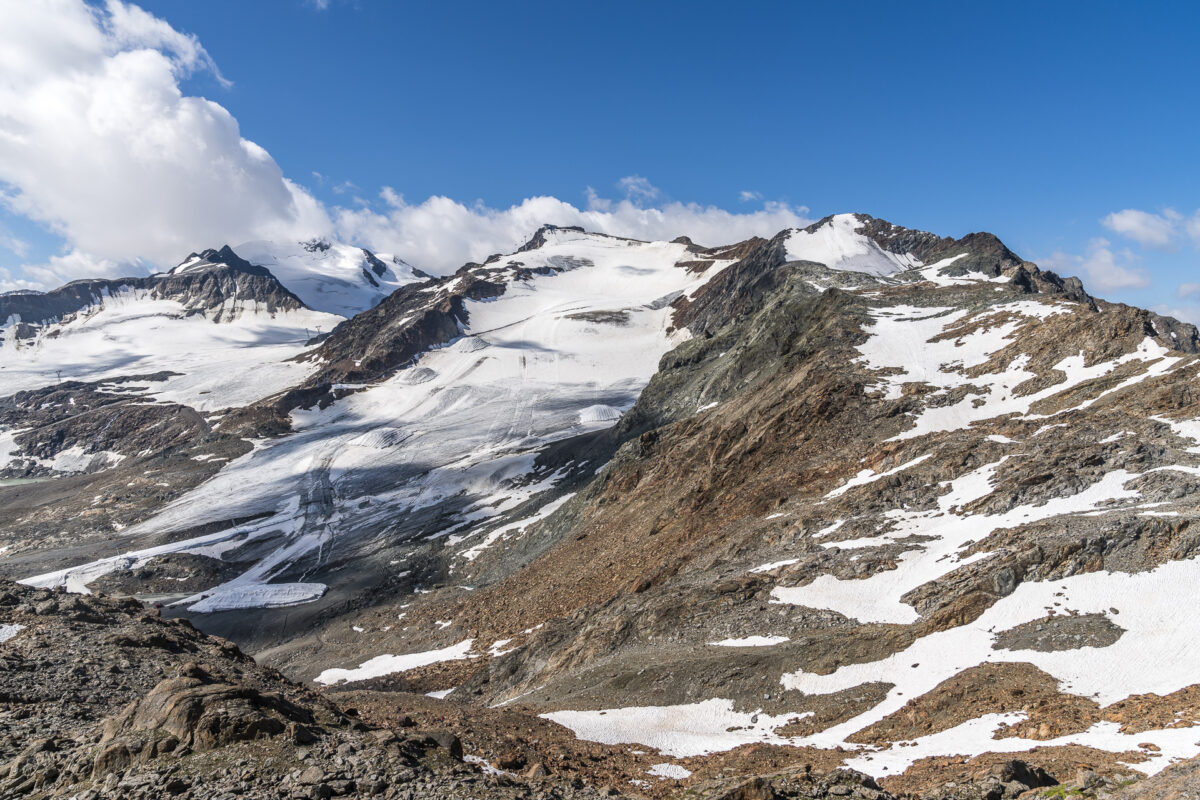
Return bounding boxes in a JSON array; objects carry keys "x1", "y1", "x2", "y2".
[
  {"x1": 94, "y1": 664, "x2": 317, "y2": 776},
  {"x1": 848, "y1": 662, "x2": 1101, "y2": 744},
  {"x1": 102, "y1": 673, "x2": 312, "y2": 751}
]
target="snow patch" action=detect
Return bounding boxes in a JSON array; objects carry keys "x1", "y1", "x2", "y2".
[
  {"x1": 578, "y1": 404, "x2": 622, "y2": 424},
  {"x1": 708, "y1": 636, "x2": 789, "y2": 647},
  {"x1": 186, "y1": 582, "x2": 326, "y2": 613},
  {"x1": 785, "y1": 215, "x2": 920, "y2": 276},
  {"x1": 648, "y1": 763, "x2": 693, "y2": 780},
  {"x1": 314, "y1": 639, "x2": 475, "y2": 685}
]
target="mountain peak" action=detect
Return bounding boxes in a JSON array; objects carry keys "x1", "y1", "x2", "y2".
[
  {"x1": 516, "y1": 223, "x2": 589, "y2": 253},
  {"x1": 783, "y1": 212, "x2": 925, "y2": 275}
]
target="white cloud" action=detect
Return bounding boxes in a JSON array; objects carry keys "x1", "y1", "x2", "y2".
[
  {"x1": 0, "y1": 248, "x2": 138, "y2": 293},
  {"x1": 1186, "y1": 213, "x2": 1200, "y2": 246},
  {"x1": 22, "y1": 249, "x2": 136, "y2": 287},
  {"x1": 1101, "y1": 208, "x2": 1181, "y2": 248},
  {"x1": 0, "y1": 225, "x2": 29, "y2": 258},
  {"x1": 1178, "y1": 282, "x2": 1200, "y2": 299},
  {"x1": 0, "y1": 1, "x2": 813, "y2": 290},
  {"x1": 333, "y1": 190, "x2": 812, "y2": 274},
  {"x1": 0, "y1": 0, "x2": 330, "y2": 280},
  {"x1": 1099, "y1": 206, "x2": 1200, "y2": 252},
  {"x1": 1152, "y1": 304, "x2": 1200, "y2": 326},
  {"x1": 617, "y1": 175, "x2": 660, "y2": 203},
  {"x1": 1044, "y1": 237, "x2": 1150, "y2": 292},
  {"x1": 739, "y1": 190, "x2": 762, "y2": 203}
]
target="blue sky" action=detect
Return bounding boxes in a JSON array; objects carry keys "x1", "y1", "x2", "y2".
[{"x1": 2, "y1": 0, "x2": 1199, "y2": 320}]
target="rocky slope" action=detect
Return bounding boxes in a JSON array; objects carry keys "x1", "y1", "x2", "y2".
[
  {"x1": 1, "y1": 577, "x2": 1101, "y2": 800},
  {"x1": 0, "y1": 578, "x2": 637, "y2": 799},
  {"x1": 5, "y1": 214, "x2": 1200, "y2": 796},
  {"x1": 1, "y1": 246, "x2": 304, "y2": 332}
]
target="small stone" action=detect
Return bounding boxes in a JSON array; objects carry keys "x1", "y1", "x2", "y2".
[
  {"x1": 327, "y1": 778, "x2": 355, "y2": 795},
  {"x1": 289, "y1": 722, "x2": 318, "y2": 745},
  {"x1": 494, "y1": 751, "x2": 526, "y2": 771},
  {"x1": 297, "y1": 765, "x2": 325, "y2": 785},
  {"x1": 163, "y1": 777, "x2": 189, "y2": 795},
  {"x1": 426, "y1": 731, "x2": 462, "y2": 760}
]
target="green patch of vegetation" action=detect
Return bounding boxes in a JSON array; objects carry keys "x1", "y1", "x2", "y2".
[{"x1": 1039, "y1": 786, "x2": 1086, "y2": 798}]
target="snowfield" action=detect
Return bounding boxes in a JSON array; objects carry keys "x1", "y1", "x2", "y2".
[
  {"x1": 21, "y1": 230, "x2": 736, "y2": 615},
  {"x1": 785, "y1": 214, "x2": 920, "y2": 275},
  {"x1": 546, "y1": 445, "x2": 1200, "y2": 776},
  {"x1": 315, "y1": 639, "x2": 476, "y2": 685},
  {"x1": 227, "y1": 240, "x2": 419, "y2": 318},
  {"x1": 0, "y1": 288, "x2": 342, "y2": 412}
]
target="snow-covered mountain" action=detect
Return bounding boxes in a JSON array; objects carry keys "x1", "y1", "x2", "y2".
[
  {"x1": 5, "y1": 213, "x2": 1200, "y2": 796},
  {"x1": 177, "y1": 239, "x2": 423, "y2": 318},
  {"x1": 0, "y1": 239, "x2": 423, "y2": 411},
  {"x1": 14, "y1": 225, "x2": 739, "y2": 606}
]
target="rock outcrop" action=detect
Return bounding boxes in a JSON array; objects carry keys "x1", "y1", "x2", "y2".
[{"x1": 0, "y1": 245, "x2": 304, "y2": 334}]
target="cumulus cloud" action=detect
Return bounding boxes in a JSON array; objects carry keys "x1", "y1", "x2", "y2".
[
  {"x1": 1101, "y1": 209, "x2": 1181, "y2": 248},
  {"x1": 1152, "y1": 303, "x2": 1200, "y2": 326},
  {"x1": 739, "y1": 190, "x2": 762, "y2": 203},
  {"x1": 0, "y1": 0, "x2": 331, "y2": 280},
  {"x1": 0, "y1": 225, "x2": 29, "y2": 259},
  {"x1": 0, "y1": 248, "x2": 138, "y2": 293},
  {"x1": 333, "y1": 190, "x2": 812, "y2": 274},
  {"x1": 1186, "y1": 214, "x2": 1200, "y2": 245},
  {"x1": 1100, "y1": 206, "x2": 1200, "y2": 252},
  {"x1": 616, "y1": 175, "x2": 660, "y2": 203},
  {"x1": 21, "y1": 249, "x2": 134, "y2": 287},
  {"x1": 1044, "y1": 238, "x2": 1150, "y2": 293},
  {"x1": 0, "y1": 1, "x2": 812, "y2": 289}
]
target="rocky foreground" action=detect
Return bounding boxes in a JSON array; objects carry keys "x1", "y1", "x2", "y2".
[{"x1": 0, "y1": 578, "x2": 1188, "y2": 800}]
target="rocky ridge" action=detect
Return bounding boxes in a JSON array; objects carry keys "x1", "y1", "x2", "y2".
[{"x1": 0, "y1": 246, "x2": 305, "y2": 337}]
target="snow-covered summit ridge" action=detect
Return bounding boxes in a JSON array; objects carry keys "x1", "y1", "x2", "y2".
[
  {"x1": 174, "y1": 239, "x2": 422, "y2": 318},
  {"x1": 784, "y1": 213, "x2": 923, "y2": 276}
]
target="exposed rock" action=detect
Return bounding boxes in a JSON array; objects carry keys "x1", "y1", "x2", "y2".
[{"x1": 0, "y1": 245, "x2": 304, "y2": 331}]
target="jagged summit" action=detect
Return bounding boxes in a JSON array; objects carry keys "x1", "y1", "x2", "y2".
[
  {"x1": 516, "y1": 223, "x2": 590, "y2": 253},
  {"x1": 230, "y1": 239, "x2": 420, "y2": 317},
  {"x1": 171, "y1": 238, "x2": 421, "y2": 318},
  {"x1": 779, "y1": 212, "x2": 1031, "y2": 280},
  {"x1": 171, "y1": 244, "x2": 272, "y2": 277}
]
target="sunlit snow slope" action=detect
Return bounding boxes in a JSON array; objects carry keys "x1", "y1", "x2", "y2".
[
  {"x1": 0, "y1": 290, "x2": 341, "y2": 412},
  {"x1": 0, "y1": 239, "x2": 417, "y2": 416},
  {"x1": 221, "y1": 239, "x2": 419, "y2": 317},
  {"x1": 23, "y1": 229, "x2": 736, "y2": 613}
]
